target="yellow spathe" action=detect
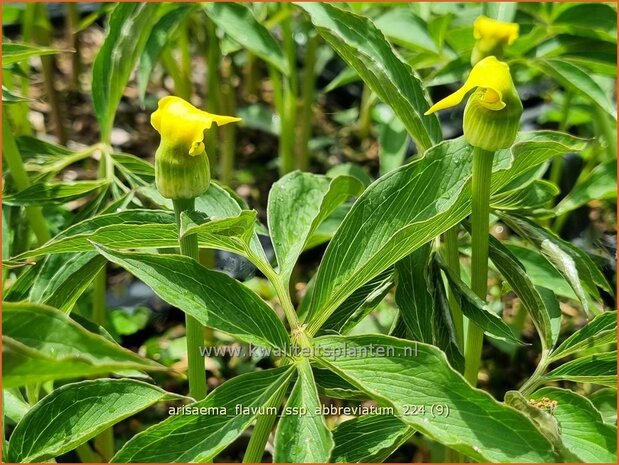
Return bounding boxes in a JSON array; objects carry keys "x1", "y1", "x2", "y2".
[{"x1": 151, "y1": 96, "x2": 241, "y2": 157}]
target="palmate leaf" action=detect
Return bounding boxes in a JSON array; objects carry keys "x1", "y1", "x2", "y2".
[
  {"x1": 303, "y1": 132, "x2": 584, "y2": 335},
  {"x1": 2, "y1": 302, "x2": 165, "y2": 388},
  {"x1": 94, "y1": 245, "x2": 289, "y2": 349},
  {"x1": 331, "y1": 414, "x2": 413, "y2": 463},
  {"x1": 312, "y1": 335, "x2": 558, "y2": 462},
  {"x1": 92, "y1": 3, "x2": 161, "y2": 142},
  {"x1": 113, "y1": 366, "x2": 295, "y2": 462},
  {"x1": 268, "y1": 171, "x2": 363, "y2": 283},
  {"x1": 298, "y1": 2, "x2": 442, "y2": 153},
  {"x1": 7, "y1": 379, "x2": 181, "y2": 463},
  {"x1": 531, "y1": 387, "x2": 617, "y2": 463},
  {"x1": 274, "y1": 360, "x2": 334, "y2": 463}
]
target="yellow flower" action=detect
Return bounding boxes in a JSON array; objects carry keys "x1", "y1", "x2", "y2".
[
  {"x1": 425, "y1": 57, "x2": 522, "y2": 151},
  {"x1": 151, "y1": 96, "x2": 241, "y2": 199},
  {"x1": 471, "y1": 15, "x2": 519, "y2": 65}
]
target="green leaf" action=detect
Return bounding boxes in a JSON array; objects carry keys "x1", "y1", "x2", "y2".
[
  {"x1": 503, "y1": 390, "x2": 573, "y2": 461},
  {"x1": 531, "y1": 387, "x2": 617, "y2": 463},
  {"x1": 395, "y1": 246, "x2": 434, "y2": 344},
  {"x1": 268, "y1": 172, "x2": 363, "y2": 283},
  {"x1": 313, "y1": 367, "x2": 366, "y2": 401},
  {"x1": 550, "y1": 311, "x2": 617, "y2": 362},
  {"x1": 7, "y1": 379, "x2": 179, "y2": 463},
  {"x1": 483, "y1": 2, "x2": 518, "y2": 22},
  {"x1": 378, "y1": 116, "x2": 409, "y2": 176},
  {"x1": 312, "y1": 335, "x2": 558, "y2": 462},
  {"x1": 180, "y1": 210, "x2": 257, "y2": 251},
  {"x1": 590, "y1": 388, "x2": 617, "y2": 425},
  {"x1": 14, "y1": 210, "x2": 174, "y2": 259},
  {"x1": 3, "y1": 389, "x2": 30, "y2": 425},
  {"x1": 544, "y1": 351, "x2": 617, "y2": 387},
  {"x1": 304, "y1": 132, "x2": 584, "y2": 335},
  {"x1": 92, "y1": 3, "x2": 160, "y2": 142},
  {"x1": 439, "y1": 255, "x2": 523, "y2": 344},
  {"x1": 534, "y1": 58, "x2": 616, "y2": 119},
  {"x1": 137, "y1": 5, "x2": 194, "y2": 102},
  {"x1": 112, "y1": 152, "x2": 155, "y2": 184},
  {"x1": 555, "y1": 160, "x2": 617, "y2": 216},
  {"x1": 113, "y1": 366, "x2": 294, "y2": 462},
  {"x1": 274, "y1": 360, "x2": 334, "y2": 462},
  {"x1": 373, "y1": 9, "x2": 439, "y2": 54},
  {"x1": 298, "y1": 2, "x2": 441, "y2": 153},
  {"x1": 2, "y1": 86, "x2": 31, "y2": 104},
  {"x1": 506, "y1": 244, "x2": 577, "y2": 300},
  {"x1": 331, "y1": 415, "x2": 413, "y2": 463},
  {"x1": 500, "y1": 213, "x2": 612, "y2": 310},
  {"x1": 93, "y1": 245, "x2": 290, "y2": 349},
  {"x1": 29, "y1": 252, "x2": 107, "y2": 312},
  {"x1": 491, "y1": 180, "x2": 559, "y2": 212},
  {"x1": 318, "y1": 267, "x2": 393, "y2": 336},
  {"x1": 485, "y1": 233, "x2": 561, "y2": 350},
  {"x1": 3, "y1": 180, "x2": 109, "y2": 206},
  {"x1": 2, "y1": 302, "x2": 165, "y2": 388},
  {"x1": 203, "y1": 2, "x2": 288, "y2": 75},
  {"x1": 2, "y1": 42, "x2": 62, "y2": 65}
]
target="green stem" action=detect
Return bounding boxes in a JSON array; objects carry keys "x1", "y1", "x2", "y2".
[
  {"x1": 258, "y1": 261, "x2": 300, "y2": 331},
  {"x1": 444, "y1": 227, "x2": 464, "y2": 350},
  {"x1": 219, "y1": 57, "x2": 236, "y2": 186},
  {"x1": 205, "y1": 20, "x2": 220, "y2": 173},
  {"x1": 279, "y1": 3, "x2": 298, "y2": 176},
  {"x1": 173, "y1": 198, "x2": 208, "y2": 401},
  {"x1": 2, "y1": 111, "x2": 51, "y2": 245},
  {"x1": 297, "y1": 33, "x2": 318, "y2": 172},
  {"x1": 464, "y1": 146, "x2": 495, "y2": 386},
  {"x1": 519, "y1": 351, "x2": 550, "y2": 396},
  {"x1": 75, "y1": 443, "x2": 102, "y2": 463},
  {"x1": 358, "y1": 84, "x2": 372, "y2": 139},
  {"x1": 93, "y1": 427, "x2": 114, "y2": 462},
  {"x1": 32, "y1": 4, "x2": 67, "y2": 145},
  {"x1": 66, "y1": 2, "x2": 81, "y2": 89},
  {"x1": 242, "y1": 378, "x2": 291, "y2": 463}
]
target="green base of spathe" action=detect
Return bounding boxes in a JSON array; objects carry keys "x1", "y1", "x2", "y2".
[{"x1": 156, "y1": 144, "x2": 211, "y2": 199}]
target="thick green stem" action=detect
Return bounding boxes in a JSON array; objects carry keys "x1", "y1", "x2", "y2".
[
  {"x1": 2, "y1": 111, "x2": 51, "y2": 245},
  {"x1": 464, "y1": 146, "x2": 495, "y2": 386},
  {"x1": 297, "y1": 33, "x2": 318, "y2": 172},
  {"x1": 93, "y1": 427, "x2": 114, "y2": 462},
  {"x1": 173, "y1": 198, "x2": 208, "y2": 401},
  {"x1": 242, "y1": 378, "x2": 290, "y2": 463},
  {"x1": 279, "y1": 4, "x2": 298, "y2": 176},
  {"x1": 444, "y1": 227, "x2": 464, "y2": 349}
]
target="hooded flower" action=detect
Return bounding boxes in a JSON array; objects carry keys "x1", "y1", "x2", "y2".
[
  {"x1": 151, "y1": 96, "x2": 241, "y2": 199},
  {"x1": 425, "y1": 56, "x2": 522, "y2": 151},
  {"x1": 471, "y1": 15, "x2": 519, "y2": 65}
]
